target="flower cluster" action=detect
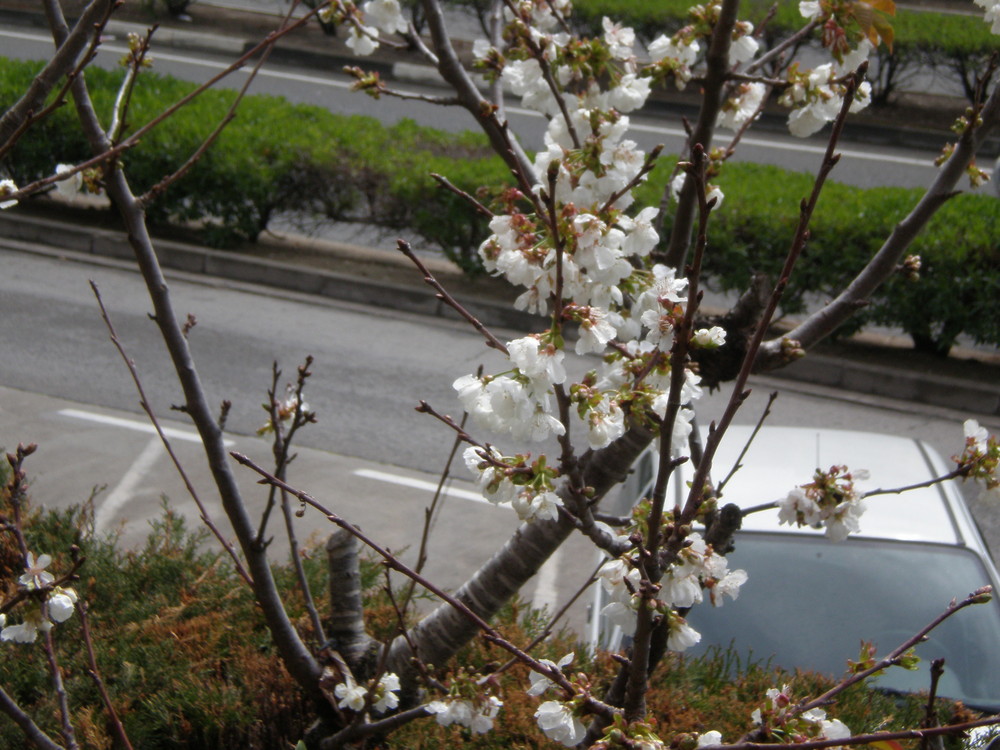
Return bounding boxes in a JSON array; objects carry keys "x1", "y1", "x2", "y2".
[
  {"x1": 426, "y1": 695, "x2": 503, "y2": 734},
  {"x1": 462, "y1": 446, "x2": 563, "y2": 522},
  {"x1": 320, "y1": 0, "x2": 407, "y2": 56},
  {"x1": 257, "y1": 386, "x2": 311, "y2": 435},
  {"x1": 777, "y1": 465, "x2": 869, "y2": 541},
  {"x1": 955, "y1": 419, "x2": 999, "y2": 490},
  {"x1": 424, "y1": 666, "x2": 504, "y2": 733},
  {"x1": 976, "y1": 0, "x2": 1000, "y2": 33},
  {"x1": 752, "y1": 685, "x2": 851, "y2": 744},
  {"x1": 597, "y1": 533, "x2": 747, "y2": 648},
  {"x1": 333, "y1": 672, "x2": 400, "y2": 714},
  {"x1": 592, "y1": 714, "x2": 672, "y2": 749},
  {"x1": 1, "y1": 552, "x2": 78, "y2": 644},
  {"x1": 779, "y1": 56, "x2": 872, "y2": 138}
]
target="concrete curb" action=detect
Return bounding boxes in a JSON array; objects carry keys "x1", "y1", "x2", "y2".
[{"x1": 1, "y1": 208, "x2": 997, "y2": 417}]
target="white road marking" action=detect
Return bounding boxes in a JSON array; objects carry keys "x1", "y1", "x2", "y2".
[
  {"x1": 2, "y1": 28, "x2": 976, "y2": 176},
  {"x1": 354, "y1": 468, "x2": 489, "y2": 504},
  {"x1": 95, "y1": 436, "x2": 163, "y2": 532},
  {"x1": 58, "y1": 408, "x2": 233, "y2": 446},
  {"x1": 532, "y1": 547, "x2": 563, "y2": 613}
]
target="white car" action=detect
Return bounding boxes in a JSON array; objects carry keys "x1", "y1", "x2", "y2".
[{"x1": 589, "y1": 426, "x2": 1000, "y2": 713}]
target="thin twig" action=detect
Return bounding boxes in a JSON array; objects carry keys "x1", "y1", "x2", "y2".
[
  {"x1": 107, "y1": 27, "x2": 155, "y2": 144},
  {"x1": 798, "y1": 588, "x2": 991, "y2": 712},
  {"x1": 397, "y1": 239, "x2": 509, "y2": 353},
  {"x1": 89, "y1": 282, "x2": 253, "y2": 586},
  {"x1": 431, "y1": 173, "x2": 494, "y2": 218},
  {"x1": 0, "y1": 0, "x2": 114, "y2": 159},
  {"x1": 862, "y1": 468, "x2": 967, "y2": 499},
  {"x1": 716, "y1": 392, "x2": 778, "y2": 495},
  {"x1": 141, "y1": 0, "x2": 302, "y2": 204},
  {"x1": 494, "y1": 558, "x2": 605, "y2": 676},
  {"x1": 78, "y1": 602, "x2": 135, "y2": 750},
  {"x1": 42, "y1": 628, "x2": 78, "y2": 749}
]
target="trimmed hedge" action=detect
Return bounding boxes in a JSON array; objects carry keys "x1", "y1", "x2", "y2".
[
  {"x1": 568, "y1": 1, "x2": 997, "y2": 104},
  {"x1": 2, "y1": 58, "x2": 997, "y2": 353},
  {"x1": 635, "y1": 159, "x2": 1000, "y2": 355},
  {"x1": 570, "y1": 0, "x2": 997, "y2": 54},
  {"x1": 0, "y1": 58, "x2": 512, "y2": 269}
]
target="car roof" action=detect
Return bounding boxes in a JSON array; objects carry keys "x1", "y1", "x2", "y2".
[{"x1": 694, "y1": 425, "x2": 965, "y2": 545}]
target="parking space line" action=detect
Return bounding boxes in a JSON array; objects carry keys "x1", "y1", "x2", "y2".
[
  {"x1": 95, "y1": 436, "x2": 163, "y2": 533},
  {"x1": 354, "y1": 468, "x2": 488, "y2": 504},
  {"x1": 58, "y1": 408, "x2": 233, "y2": 446}
]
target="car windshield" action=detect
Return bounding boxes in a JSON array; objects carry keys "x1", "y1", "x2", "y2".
[{"x1": 685, "y1": 534, "x2": 1000, "y2": 712}]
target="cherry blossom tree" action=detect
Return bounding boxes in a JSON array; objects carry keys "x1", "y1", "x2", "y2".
[{"x1": 2, "y1": 0, "x2": 1000, "y2": 748}]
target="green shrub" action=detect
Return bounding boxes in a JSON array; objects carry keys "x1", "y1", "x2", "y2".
[
  {"x1": 0, "y1": 58, "x2": 512, "y2": 263},
  {"x1": 638, "y1": 158, "x2": 1000, "y2": 354},
  {"x1": 3, "y1": 55, "x2": 997, "y2": 351}
]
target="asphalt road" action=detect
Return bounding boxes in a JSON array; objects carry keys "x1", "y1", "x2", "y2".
[
  {"x1": 2, "y1": 246, "x2": 998, "y2": 545},
  {"x1": 0, "y1": 25, "x2": 992, "y2": 193}
]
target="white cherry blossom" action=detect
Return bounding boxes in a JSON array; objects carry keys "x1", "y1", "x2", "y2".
[
  {"x1": 976, "y1": 0, "x2": 1000, "y2": 32},
  {"x1": 19, "y1": 552, "x2": 54, "y2": 590},
  {"x1": 345, "y1": 24, "x2": 379, "y2": 56},
  {"x1": 363, "y1": 0, "x2": 406, "y2": 34},
  {"x1": 667, "y1": 617, "x2": 702, "y2": 651},
  {"x1": 53, "y1": 163, "x2": 83, "y2": 200},
  {"x1": 47, "y1": 588, "x2": 78, "y2": 623},
  {"x1": 334, "y1": 682, "x2": 368, "y2": 711},
  {"x1": 508, "y1": 336, "x2": 567, "y2": 386},
  {"x1": 692, "y1": 326, "x2": 727, "y2": 348},
  {"x1": 535, "y1": 700, "x2": 586, "y2": 746},
  {"x1": 0, "y1": 178, "x2": 18, "y2": 209},
  {"x1": 527, "y1": 652, "x2": 574, "y2": 696}
]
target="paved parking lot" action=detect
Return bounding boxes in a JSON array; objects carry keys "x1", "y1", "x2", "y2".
[{"x1": 1, "y1": 385, "x2": 599, "y2": 633}]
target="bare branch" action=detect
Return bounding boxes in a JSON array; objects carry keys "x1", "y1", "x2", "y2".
[
  {"x1": 397, "y1": 239, "x2": 509, "y2": 353},
  {"x1": 90, "y1": 281, "x2": 253, "y2": 586},
  {"x1": 78, "y1": 602, "x2": 135, "y2": 750},
  {"x1": 0, "y1": 0, "x2": 113, "y2": 154},
  {"x1": 0, "y1": 686, "x2": 63, "y2": 750},
  {"x1": 418, "y1": 0, "x2": 536, "y2": 183},
  {"x1": 798, "y1": 588, "x2": 992, "y2": 712},
  {"x1": 663, "y1": 0, "x2": 740, "y2": 270},
  {"x1": 50, "y1": 0, "x2": 325, "y2": 706},
  {"x1": 756, "y1": 78, "x2": 1000, "y2": 369}
]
